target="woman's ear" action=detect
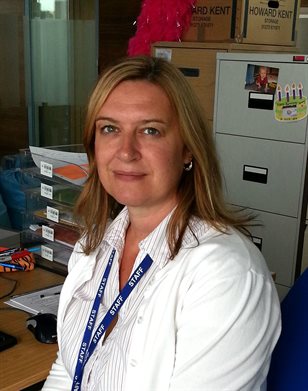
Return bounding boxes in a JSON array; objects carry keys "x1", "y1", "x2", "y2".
[{"x1": 183, "y1": 150, "x2": 193, "y2": 165}]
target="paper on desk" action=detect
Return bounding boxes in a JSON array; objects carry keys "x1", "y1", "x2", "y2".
[
  {"x1": 29, "y1": 146, "x2": 88, "y2": 186},
  {"x1": 5, "y1": 284, "x2": 63, "y2": 315}
]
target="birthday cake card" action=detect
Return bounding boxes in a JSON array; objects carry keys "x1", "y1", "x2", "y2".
[{"x1": 275, "y1": 83, "x2": 307, "y2": 122}]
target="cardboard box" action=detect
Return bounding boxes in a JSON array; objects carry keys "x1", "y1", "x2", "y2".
[{"x1": 182, "y1": 0, "x2": 300, "y2": 46}]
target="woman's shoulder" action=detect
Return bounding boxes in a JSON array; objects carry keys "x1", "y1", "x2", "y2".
[{"x1": 181, "y1": 220, "x2": 270, "y2": 280}]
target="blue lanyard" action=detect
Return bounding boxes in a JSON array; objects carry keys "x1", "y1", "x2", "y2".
[{"x1": 71, "y1": 248, "x2": 153, "y2": 391}]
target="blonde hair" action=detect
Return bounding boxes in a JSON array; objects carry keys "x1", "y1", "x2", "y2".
[{"x1": 75, "y1": 56, "x2": 252, "y2": 256}]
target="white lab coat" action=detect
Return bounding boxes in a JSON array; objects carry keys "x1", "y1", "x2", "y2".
[{"x1": 43, "y1": 214, "x2": 281, "y2": 391}]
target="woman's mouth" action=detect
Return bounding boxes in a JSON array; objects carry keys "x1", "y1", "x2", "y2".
[{"x1": 113, "y1": 170, "x2": 146, "y2": 181}]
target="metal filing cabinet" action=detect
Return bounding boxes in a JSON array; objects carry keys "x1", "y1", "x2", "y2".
[
  {"x1": 152, "y1": 42, "x2": 298, "y2": 132},
  {"x1": 213, "y1": 52, "x2": 308, "y2": 299}
]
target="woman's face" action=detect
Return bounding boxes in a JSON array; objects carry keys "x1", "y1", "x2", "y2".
[{"x1": 94, "y1": 80, "x2": 191, "y2": 216}]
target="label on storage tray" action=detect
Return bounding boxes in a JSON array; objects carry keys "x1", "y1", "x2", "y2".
[
  {"x1": 40, "y1": 161, "x2": 53, "y2": 178},
  {"x1": 42, "y1": 225, "x2": 54, "y2": 241},
  {"x1": 41, "y1": 245, "x2": 54, "y2": 261},
  {"x1": 41, "y1": 183, "x2": 53, "y2": 199},
  {"x1": 47, "y1": 206, "x2": 59, "y2": 223}
]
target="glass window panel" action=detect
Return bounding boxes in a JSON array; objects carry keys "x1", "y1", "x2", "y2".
[{"x1": 27, "y1": 0, "x2": 98, "y2": 147}]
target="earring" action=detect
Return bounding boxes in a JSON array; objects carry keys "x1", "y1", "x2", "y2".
[{"x1": 184, "y1": 161, "x2": 193, "y2": 171}]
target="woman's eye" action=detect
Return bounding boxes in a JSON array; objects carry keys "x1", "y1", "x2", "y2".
[
  {"x1": 101, "y1": 125, "x2": 116, "y2": 134},
  {"x1": 144, "y1": 127, "x2": 160, "y2": 136}
]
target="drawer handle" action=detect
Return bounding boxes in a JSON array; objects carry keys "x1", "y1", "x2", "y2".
[
  {"x1": 178, "y1": 67, "x2": 200, "y2": 77},
  {"x1": 243, "y1": 165, "x2": 268, "y2": 184},
  {"x1": 248, "y1": 91, "x2": 274, "y2": 110},
  {"x1": 252, "y1": 236, "x2": 263, "y2": 251}
]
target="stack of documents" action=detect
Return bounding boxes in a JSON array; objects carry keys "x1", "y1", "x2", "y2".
[{"x1": 5, "y1": 284, "x2": 63, "y2": 315}]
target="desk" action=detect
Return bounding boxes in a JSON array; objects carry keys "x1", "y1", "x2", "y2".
[{"x1": 0, "y1": 267, "x2": 65, "y2": 391}]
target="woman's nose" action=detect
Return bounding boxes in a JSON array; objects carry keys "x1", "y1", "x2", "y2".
[{"x1": 117, "y1": 134, "x2": 141, "y2": 161}]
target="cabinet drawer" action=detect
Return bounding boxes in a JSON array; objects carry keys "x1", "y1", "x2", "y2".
[
  {"x1": 215, "y1": 60, "x2": 308, "y2": 143},
  {"x1": 216, "y1": 133, "x2": 306, "y2": 217},
  {"x1": 248, "y1": 210, "x2": 299, "y2": 287},
  {"x1": 301, "y1": 226, "x2": 308, "y2": 274}
]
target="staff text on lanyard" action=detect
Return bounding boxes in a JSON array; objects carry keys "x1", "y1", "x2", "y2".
[{"x1": 72, "y1": 248, "x2": 153, "y2": 391}]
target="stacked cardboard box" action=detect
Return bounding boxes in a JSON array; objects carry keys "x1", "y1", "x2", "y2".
[{"x1": 182, "y1": 0, "x2": 300, "y2": 46}]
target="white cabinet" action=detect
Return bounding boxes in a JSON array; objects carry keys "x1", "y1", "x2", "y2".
[{"x1": 214, "y1": 53, "x2": 308, "y2": 298}]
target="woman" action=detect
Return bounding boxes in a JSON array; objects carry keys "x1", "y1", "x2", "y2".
[{"x1": 43, "y1": 56, "x2": 281, "y2": 391}]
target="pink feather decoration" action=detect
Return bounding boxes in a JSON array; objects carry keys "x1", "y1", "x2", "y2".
[{"x1": 128, "y1": 0, "x2": 196, "y2": 56}]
